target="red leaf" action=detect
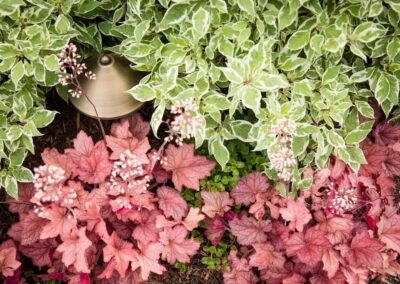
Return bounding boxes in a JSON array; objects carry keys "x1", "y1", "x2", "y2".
[
  {"x1": 76, "y1": 199, "x2": 108, "y2": 238},
  {"x1": 6, "y1": 183, "x2": 34, "y2": 214},
  {"x1": 201, "y1": 191, "x2": 233, "y2": 218},
  {"x1": 126, "y1": 113, "x2": 150, "y2": 140},
  {"x1": 231, "y1": 172, "x2": 268, "y2": 205},
  {"x1": 56, "y1": 227, "x2": 92, "y2": 273},
  {"x1": 19, "y1": 211, "x2": 48, "y2": 245},
  {"x1": 249, "y1": 243, "x2": 286, "y2": 270},
  {"x1": 286, "y1": 227, "x2": 330, "y2": 266},
  {"x1": 162, "y1": 143, "x2": 215, "y2": 191},
  {"x1": 383, "y1": 148, "x2": 400, "y2": 176},
  {"x1": 359, "y1": 142, "x2": 386, "y2": 177},
  {"x1": 131, "y1": 242, "x2": 166, "y2": 280},
  {"x1": 317, "y1": 215, "x2": 353, "y2": 245},
  {"x1": 224, "y1": 250, "x2": 258, "y2": 284},
  {"x1": 204, "y1": 217, "x2": 225, "y2": 246},
  {"x1": 0, "y1": 247, "x2": 20, "y2": 277},
  {"x1": 229, "y1": 216, "x2": 271, "y2": 246},
  {"x1": 159, "y1": 225, "x2": 200, "y2": 264},
  {"x1": 42, "y1": 148, "x2": 75, "y2": 178},
  {"x1": 339, "y1": 231, "x2": 383, "y2": 268},
  {"x1": 40, "y1": 205, "x2": 77, "y2": 239},
  {"x1": 373, "y1": 123, "x2": 400, "y2": 145},
  {"x1": 19, "y1": 239, "x2": 57, "y2": 267},
  {"x1": 279, "y1": 196, "x2": 312, "y2": 232},
  {"x1": 132, "y1": 210, "x2": 161, "y2": 244},
  {"x1": 76, "y1": 141, "x2": 113, "y2": 184},
  {"x1": 376, "y1": 172, "x2": 395, "y2": 197},
  {"x1": 157, "y1": 186, "x2": 188, "y2": 221},
  {"x1": 102, "y1": 232, "x2": 136, "y2": 278},
  {"x1": 377, "y1": 214, "x2": 400, "y2": 253}
]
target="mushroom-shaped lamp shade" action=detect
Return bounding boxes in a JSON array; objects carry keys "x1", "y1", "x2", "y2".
[{"x1": 70, "y1": 54, "x2": 144, "y2": 120}]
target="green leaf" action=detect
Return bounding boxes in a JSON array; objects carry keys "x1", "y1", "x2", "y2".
[
  {"x1": 55, "y1": 14, "x2": 71, "y2": 34},
  {"x1": 310, "y1": 34, "x2": 324, "y2": 54},
  {"x1": 253, "y1": 73, "x2": 289, "y2": 91},
  {"x1": 192, "y1": 8, "x2": 210, "y2": 41},
  {"x1": 5, "y1": 176, "x2": 18, "y2": 199},
  {"x1": 344, "y1": 129, "x2": 370, "y2": 144},
  {"x1": 355, "y1": 101, "x2": 374, "y2": 119},
  {"x1": 231, "y1": 120, "x2": 252, "y2": 142},
  {"x1": 211, "y1": 0, "x2": 227, "y2": 13},
  {"x1": 9, "y1": 148, "x2": 26, "y2": 167},
  {"x1": 322, "y1": 66, "x2": 341, "y2": 85},
  {"x1": 236, "y1": 0, "x2": 255, "y2": 16},
  {"x1": 287, "y1": 30, "x2": 310, "y2": 50},
  {"x1": 324, "y1": 128, "x2": 345, "y2": 148},
  {"x1": 210, "y1": 136, "x2": 229, "y2": 169},
  {"x1": 32, "y1": 110, "x2": 57, "y2": 128},
  {"x1": 12, "y1": 167, "x2": 34, "y2": 182},
  {"x1": 203, "y1": 94, "x2": 230, "y2": 110},
  {"x1": 11, "y1": 61, "x2": 25, "y2": 86},
  {"x1": 158, "y1": 4, "x2": 189, "y2": 31},
  {"x1": 278, "y1": 4, "x2": 297, "y2": 31},
  {"x1": 150, "y1": 101, "x2": 165, "y2": 138},
  {"x1": 292, "y1": 136, "x2": 309, "y2": 157},
  {"x1": 387, "y1": 37, "x2": 400, "y2": 61},
  {"x1": 0, "y1": 43, "x2": 18, "y2": 59},
  {"x1": 351, "y1": 22, "x2": 386, "y2": 43},
  {"x1": 127, "y1": 84, "x2": 156, "y2": 102},
  {"x1": 241, "y1": 85, "x2": 261, "y2": 114},
  {"x1": 44, "y1": 55, "x2": 59, "y2": 71}
]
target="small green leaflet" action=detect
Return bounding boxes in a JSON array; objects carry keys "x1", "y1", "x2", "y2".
[
  {"x1": 127, "y1": 84, "x2": 157, "y2": 102},
  {"x1": 192, "y1": 8, "x2": 210, "y2": 41}
]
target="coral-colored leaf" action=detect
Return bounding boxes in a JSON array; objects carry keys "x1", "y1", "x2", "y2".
[
  {"x1": 42, "y1": 148, "x2": 75, "y2": 178},
  {"x1": 377, "y1": 214, "x2": 400, "y2": 253},
  {"x1": 157, "y1": 186, "x2": 188, "y2": 221},
  {"x1": 279, "y1": 196, "x2": 312, "y2": 232},
  {"x1": 249, "y1": 243, "x2": 286, "y2": 270},
  {"x1": 286, "y1": 227, "x2": 330, "y2": 266},
  {"x1": 19, "y1": 239, "x2": 57, "y2": 267},
  {"x1": 231, "y1": 172, "x2": 268, "y2": 205},
  {"x1": 339, "y1": 231, "x2": 383, "y2": 268},
  {"x1": 162, "y1": 143, "x2": 215, "y2": 191},
  {"x1": 229, "y1": 216, "x2": 271, "y2": 246},
  {"x1": 131, "y1": 242, "x2": 166, "y2": 280},
  {"x1": 66, "y1": 131, "x2": 94, "y2": 164},
  {"x1": 105, "y1": 135, "x2": 150, "y2": 164},
  {"x1": 182, "y1": 207, "x2": 205, "y2": 231},
  {"x1": 376, "y1": 172, "x2": 395, "y2": 197},
  {"x1": 40, "y1": 205, "x2": 77, "y2": 239},
  {"x1": 76, "y1": 141, "x2": 113, "y2": 184},
  {"x1": 322, "y1": 248, "x2": 340, "y2": 279},
  {"x1": 102, "y1": 232, "x2": 136, "y2": 278},
  {"x1": 159, "y1": 225, "x2": 200, "y2": 264},
  {"x1": 56, "y1": 227, "x2": 92, "y2": 273},
  {"x1": 201, "y1": 191, "x2": 233, "y2": 218},
  {"x1": 76, "y1": 200, "x2": 108, "y2": 238},
  {"x1": 0, "y1": 247, "x2": 20, "y2": 277}
]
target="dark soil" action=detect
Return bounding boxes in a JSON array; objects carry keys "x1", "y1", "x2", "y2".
[{"x1": 0, "y1": 90, "x2": 223, "y2": 284}]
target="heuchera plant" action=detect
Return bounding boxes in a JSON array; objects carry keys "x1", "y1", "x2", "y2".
[
  {"x1": 199, "y1": 122, "x2": 400, "y2": 283},
  {"x1": 0, "y1": 113, "x2": 216, "y2": 283}
]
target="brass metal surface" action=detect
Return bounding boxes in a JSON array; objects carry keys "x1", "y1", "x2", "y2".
[{"x1": 70, "y1": 54, "x2": 144, "y2": 120}]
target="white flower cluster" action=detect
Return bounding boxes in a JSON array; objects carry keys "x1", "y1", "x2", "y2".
[
  {"x1": 57, "y1": 42, "x2": 96, "y2": 99},
  {"x1": 33, "y1": 165, "x2": 66, "y2": 204},
  {"x1": 167, "y1": 99, "x2": 202, "y2": 146},
  {"x1": 109, "y1": 150, "x2": 150, "y2": 210},
  {"x1": 268, "y1": 118, "x2": 297, "y2": 181},
  {"x1": 328, "y1": 187, "x2": 358, "y2": 215}
]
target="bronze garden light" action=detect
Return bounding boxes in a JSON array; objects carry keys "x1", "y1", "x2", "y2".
[{"x1": 70, "y1": 53, "x2": 143, "y2": 120}]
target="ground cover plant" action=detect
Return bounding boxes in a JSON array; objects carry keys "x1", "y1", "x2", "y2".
[{"x1": 1, "y1": 0, "x2": 400, "y2": 283}]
